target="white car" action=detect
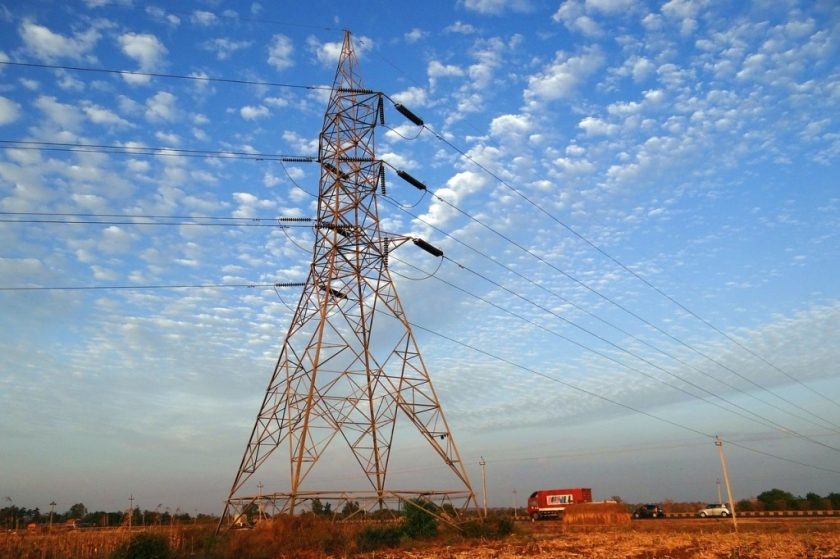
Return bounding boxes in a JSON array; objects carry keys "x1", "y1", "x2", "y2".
[{"x1": 697, "y1": 504, "x2": 730, "y2": 517}]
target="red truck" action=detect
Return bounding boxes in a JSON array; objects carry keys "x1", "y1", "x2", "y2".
[{"x1": 527, "y1": 487, "x2": 592, "y2": 519}]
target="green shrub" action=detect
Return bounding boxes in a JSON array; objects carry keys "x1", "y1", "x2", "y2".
[
  {"x1": 355, "y1": 525, "x2": 403, "y2": 551},
  {"x1": 459, "y1": 515, "x2": 514, "y2": 539},
  {"x1": 111, "y1": 532, "x2": 171, "y2": 559},
  {"x1": 403, "y1": 498, "x2": 438, "y2": 539}
]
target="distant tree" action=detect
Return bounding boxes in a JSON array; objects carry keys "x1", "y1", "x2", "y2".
[
  {"x1": 756, "y1": 489, "x2": 795, "y2": 511},
  {"x1": 83, "y1": 511, "x2": 102, "y2": 526},
  {"x1": 736, "y1": 498, "x2": 755, "y2": 512},
  {"x1": 805, "y1": 492, "x2": 829, "y2": 510},
  {"x1": 67, "y1": 503, "x2": 88, "y2": 520},
  {"x1": 340, "y1": 500, "x2": 360, "y2": 518},
  {"x1": 826, "y1": 492, "x2": 840, "y2": 510},
  {"x1": 311, "y1": 499, "x2": 324, "y2": 516}
]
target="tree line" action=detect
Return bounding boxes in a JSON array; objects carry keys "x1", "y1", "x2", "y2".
[
  {"x1": 736, "y1": 488, "x2": 840, "y2": 511},
  {"x1": 0, "y1": 501, "x2": 216, "y2": 530}
]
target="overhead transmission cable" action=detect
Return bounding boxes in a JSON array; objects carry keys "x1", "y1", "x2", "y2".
[
  {"x1": 388, "y1": 247, "x2": 840, "y2": 473},
  {"x1": 385, "y1": 156, "x2": 840, "y2": 434},
  {"x1": 405, "y1": 320, "x2": 840, "y2": 476},
  {"x1": 389, "y1": 251, "x2": 840, "y2": 452},
  {"x1": 0, "y1": 282, "x2": 304, "y2": 292},
  {"x1": 0, "y1": 140, "x2": 317, "y2": 162},
  {"x1": 6, "y1": 54, "x2": 835, "y2": 434},
  {"x1": 376, "y1": 52, "x2": 836, "y2": 413},
  {"x1": 0, "y1": 211, "x2": 315, "y2": 228},
  {"x1": 379, "y1": 197, "x2": 839, "y2": 436},
  {"x1": 386, "y1": 98, "x2": 840, "y2": 426},
  {"x1": 0, "y1": 61, "x2": 330, "y2": 92},
  {"x1": 378, "y1": 188, "x2": 840, "y2": 434}
]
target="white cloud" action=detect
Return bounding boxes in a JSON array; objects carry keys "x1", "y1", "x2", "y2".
[
  {"x1": 145, "y1": 6, "x2": 181, "y2": 27},
  {"x1": 661, "y1": 0, "x2": 706, "y2": 36},
  {"x1": 35, "y1": 95, "x2": 84, "y2": 130},
  {"x1": 154, "y1": 131, "x2": 180, "y2": 145},
  {"x1": 524, "y1": 47, "x2": 604, "y2": 103},
  {"x1": 144, "y1": 91, "x2": 178, "y2": 122},
  {"x1": 99, "y1": 225, "x2": 134, "y2": 253},
  {"x1": 460, "y1": 0, "x2": 532, "y2": 15},
  {"x1": 232, "y1": 192, "x2": 275, "y2": 218},
  {"x1": 0, "y1": 96, "x2": 22, "y2": 126},
  {"x1": 119, "y1": 32, "x2": 168, "y2": 70},
  {"x1": 306, "y1": 35, "x2": 372, "y2": 66},
  {"x1": 202, "y1": 38, "x2": 253, "y2": 60},
  {"x1": 190, "y1": 10, "x2": 218, "y2": 26},
  {"x1": 82, "y1": 102, "x2": 133, "y2": 128},
  {"x1": 553, "y1": 0, "x2": 603, "y2": 36},
  {"x1": 428, "y1": 60, "x2": 464, "y2": 79},
  {"x1": 240, "y1": 105, "x2": 270, "y2": 120},
  {"x1": 404, "y1": 28, "x2": 427, "y2": 43},
  {"x1": 391, "y1": 86, "x2": 428, "y2": 107},
  {"x1": 444, "y1": 21, "x2": 477, "y2": 34},
  {"x1": 267, "y1": 34, "x2": 294, "y2": 71},
  {"x1": 489, "y1": 113, "x2": 532, "y2": 138},
  {"x1": 19, "y1": 20, "x2": 100, "y2": 61}
]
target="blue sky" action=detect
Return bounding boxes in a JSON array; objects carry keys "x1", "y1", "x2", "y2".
[{"x1": 1, "y1": 0, "x2": 839, "y2": 516}]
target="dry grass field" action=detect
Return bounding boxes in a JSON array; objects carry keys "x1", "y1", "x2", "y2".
[
  {"x1": 402, "y1": 519, "x2": 840, "y2": 559},
  {"x1": 2, "y1": 517, "x2": 839, "y2": 558}
]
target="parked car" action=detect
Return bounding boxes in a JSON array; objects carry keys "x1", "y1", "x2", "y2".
[
  {"x1": 696, "y1": 503, "x2": 730, "y2": 517},
  {"x1": 633, "y1": 504, "x2": 665, "y2": 518}
]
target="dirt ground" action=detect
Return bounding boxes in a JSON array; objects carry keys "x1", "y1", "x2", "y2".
[{"x1": 377, "y1": 519, "x2": 840, "y2": 559}]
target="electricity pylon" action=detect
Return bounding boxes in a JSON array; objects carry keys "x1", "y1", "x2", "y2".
[{"x1": 219, "y1": 31, "x2": 475, "y2": 527}]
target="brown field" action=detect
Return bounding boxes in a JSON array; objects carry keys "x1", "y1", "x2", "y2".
[{"x1": 2, "y1": 517, "x2": 839, "y2": 558}]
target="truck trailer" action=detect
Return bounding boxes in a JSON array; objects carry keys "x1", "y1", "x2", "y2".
[{"x1": 526, "y1": 487, "x2": 592, "y2": 519}]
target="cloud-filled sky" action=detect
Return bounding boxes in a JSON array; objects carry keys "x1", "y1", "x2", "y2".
[{"x1": 1, "y1": 0, "x2": 839, "y2": 516}]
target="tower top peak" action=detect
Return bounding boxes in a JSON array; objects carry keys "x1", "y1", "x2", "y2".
[{"x1": 331, "y1": 30, "x2": 363, "y2": 91}]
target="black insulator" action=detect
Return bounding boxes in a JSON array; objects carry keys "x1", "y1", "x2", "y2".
[
  {"x1": 396, "y1": 169, "x2": 427, "y2": 191},
  {"x1": 319, "y1": 222, "x2": 351, "y2": 237},
  {"x1": 323, "y1": 161, "x2": 349, "y2": 180},
  {"x1": 413, "y1": 237, "x2": 443, "y2": 258},
  {"x1": 319, "y1": 283, "x2": 347, "y2": 299},
  {"x1": 383, "y1": 238, "x2": 390, "y2": 269},
  {"x1": 394, "y1": 103, "x2": 424, "y2": 126},
  {"x1": 379, "y1": 165, "x2": 387, "y2": 196},
  {"x1": 337, "y1": 87, "x2": 377, "y2": 95},
  {"x1": 377, "y1": 96, "x2": 385, "y2": 126}
]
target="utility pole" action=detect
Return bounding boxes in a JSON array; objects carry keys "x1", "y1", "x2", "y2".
[
  {"x1": 128, "y1": 495, "x2": 134, "y2": 532},
  {"x1": 479, "y1": 456, "x2": 487, "y2": 518},
  {"x1": 715, "y1": 436, "x2": 738, "y2": 531},
  {"x1": 716, "y1": 478, "x2": 722, "y2": 504},
  {"x1": 513, "y1": 489, "x2": 517, "y2": 519},
  {"x1": 49, "y1": 501, "x2": 55, "y2": 531}
]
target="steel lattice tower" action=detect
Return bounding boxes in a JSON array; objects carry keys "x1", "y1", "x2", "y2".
[{"x1": 219, "y1": 31, "x2": 475, "y2": 527}]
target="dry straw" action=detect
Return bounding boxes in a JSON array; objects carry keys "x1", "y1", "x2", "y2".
[{"x1": 562, "y1": 502, "x2": 631, "y2": 525}]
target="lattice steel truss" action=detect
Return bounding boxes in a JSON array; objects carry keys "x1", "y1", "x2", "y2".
[{"x1": 219, "y1": 31, "x2": 475, "y2": 528}]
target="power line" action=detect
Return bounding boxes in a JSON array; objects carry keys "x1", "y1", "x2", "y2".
[
  {"x1": 0, "y1": 140, "x2": 317, "y2": 162},
  {"x1": 0, "y1": 282, "x2": 305, "y2": 292},
  {"x1": 389, "y1": 252, "x2": 840, "y2": 452},
  {"x1": 0, "y1": 60, "x2": 330, "y2": 91},
  {"x1": 390, "y1": 121, "x2": 840, "y2": 427},
  {"x1": 0, "y1": 212, "x2": 315, "y2": 229},
  {"x1": 407, "y1": 321, "x2": 840, "y2": 476},
  {"x1": 381, "y1": 195, "x2": 840, "y2": 435},
  {"x1": 384, "y1": 97, "x2": 839, "y2": 416}
]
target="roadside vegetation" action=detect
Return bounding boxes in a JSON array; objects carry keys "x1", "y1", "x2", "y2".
[{"x1": 2, "y1": 489, "x2": 839, "y2": 558}]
